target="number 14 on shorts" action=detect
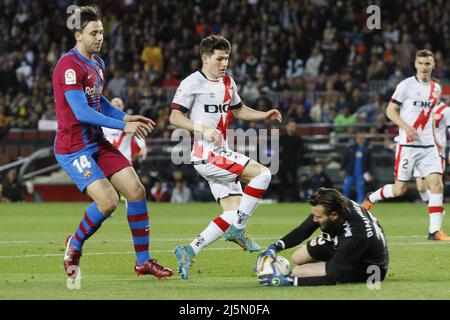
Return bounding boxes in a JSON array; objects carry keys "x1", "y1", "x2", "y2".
[{"x1": 72, "y1": 155, "x2": 93, "y2": 177}]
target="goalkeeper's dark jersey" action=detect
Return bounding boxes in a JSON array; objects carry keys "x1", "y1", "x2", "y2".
[{"x1": 277, "y1": 197, "x2": 389, "y2": 284}]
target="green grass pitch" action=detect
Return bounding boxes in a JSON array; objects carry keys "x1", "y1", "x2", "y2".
[{"x1": 0, "y1": 202, "x2": 449, "y2": 300}]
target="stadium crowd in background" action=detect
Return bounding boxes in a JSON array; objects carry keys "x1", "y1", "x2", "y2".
[
  {"x1": 1, "y1": 0, "x2": 450, "y2": 202},
  {"x1": 1, "y1": 0, "x2": 450, "y2": 133}
]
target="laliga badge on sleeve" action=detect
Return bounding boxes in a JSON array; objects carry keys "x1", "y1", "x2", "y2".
[{"x1": 65, "y1": 69, "x2": 76, "y2": 85}]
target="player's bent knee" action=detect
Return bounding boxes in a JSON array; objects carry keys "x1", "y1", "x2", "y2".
[
  {"x1": 97, "y1": 193, "x2": 119, "y2": 215},
  {"x1": 124, "y1": 182, "x2": 146, "y2": 202},
  {"x1": 291, "y1": 246, "x2": 313, "y2": 265},
  {"x1": 428, "y1": 179, "x2": 443, "y2": 193},
  {"x1": 291, "y1": 251, "x2": 302, "y2": 265}
]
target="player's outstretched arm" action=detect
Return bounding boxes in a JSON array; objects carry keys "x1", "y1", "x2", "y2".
[
  {"x1": 100, "y1": 95, "x2": 155, "y2": 131},
  {"x1": 232, "y1": 105, "x2": 282, "y2": 122},
  {"x1": 386, "y1": 101, "x2": 418, "y2": 141},
  {"x1": 123, "y1": 122, "x2": 152, "y2": 140},
  {"x1": 65, "y1": 90, "x2": 126, "y2": 130},
  {"x1": 169, "y1": 109, "x2": 223, "y2": 143},
  {"x1": 100, "y1": 95, "x2": 127, "y2": 120}
]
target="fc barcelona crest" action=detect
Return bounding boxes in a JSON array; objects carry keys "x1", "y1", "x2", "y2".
[
  {"x1": 83, "y1": 170, "x2": 92, "y2": 178},
  {"x1": 99, "y1": 69, "x2": 104, "y2": 81}
]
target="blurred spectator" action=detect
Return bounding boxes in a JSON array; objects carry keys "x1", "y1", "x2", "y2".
[
  {"x1": 327, "y1": 106, "x2": 339, "y2": 125},
  {"x1": 285, "y1": 52, "x2": 304, "y2": 79},
  {"x1": 277, "y1": 120, "x2": 304, "y2": 202},
  {"x1": 287, "y1": 103, "x2": 313, "y2": 124},
  {"x1": 370, "y1": 114, "x2": 389, "y2": 135},
  {"x1": 278, "y1": 90, "x2": 294, "y2": 113},
  {"x1": 341, "y1": 132, "x2": 373, "y2": 203},
  {"x1": 298, "y1": 173, "x2": 314, "y2": 202},
  {"x1": 355, "y1": 94, "x2": 383, "y2": 124},
  {"x1": 395, "y1": 33, "x2": 416, "y2": 73},
  {"x1": 170, "y1": 181, "x2": 192, "y2": 203},
  {"x1": 304, "y1": 45, "x2": 323, "y2": 76},
  {"x1": 334, "y1": 106, "x2": 356, "y2": 133},
  {"x1": 141, "y1": 37, "x2": 163, "y2": 73},
  {"x1": 240, "y1": 53, "x2": 259, "y2": 79},
  {"x1": 149, "y1": 179, "x2": 170, "y2": 202},
  {"x1": 1, "y1": 169, "x2": 22, "y2": 202},
  {"x1": 191, "y1": 180, "x2": 214, "y2": 202},
  {"x1": 310, "y1": 161, "x2": 333, "y2": 191},
  {"x1": 310, "y1": 95, "x2": 331, "y2": 123},
  {"x1": 40, "y1": 103, "x2": 56, "y2": 121},
  {"x1": 292, "y1": 90, "x2": 312, "y2": 114},
  {"x1": 241, "y1": 77, "x2": 260, "y2": 105},
  {"x1": 107, "y1": 69, "x2": 127, "y2": 97}
]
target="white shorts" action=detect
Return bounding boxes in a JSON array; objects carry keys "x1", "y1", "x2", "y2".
[
  {"x1": 193, "y1": 149, "x2": 250, "y2": 202},
  {"x1": 413, "y1": 156, "x2": 446, "y2": 179},
  {"x1": 395, "y1": 144, "x2": 442, "y2": 181}
]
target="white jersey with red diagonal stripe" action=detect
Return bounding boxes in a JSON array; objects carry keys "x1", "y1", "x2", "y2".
[
  {"x1": 391, "y1": 76, "x2": 441, "y2": 146},
  {"x1": 433, "y1": 101, "x2": 450, "y2": 156},
  {"x1": 171, "y1": 71, "x2": 242, "y2": 161},
  {"x1": 102, "y1": 127, "x2": 145, "y2": 162}
]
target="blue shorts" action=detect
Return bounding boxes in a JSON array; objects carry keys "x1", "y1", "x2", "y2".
[{"x1": 55, "y1": 140, "x2": 131, "y2": 192}]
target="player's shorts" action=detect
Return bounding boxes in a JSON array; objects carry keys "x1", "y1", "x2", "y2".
[
  {"x1": 306, "y1": 233, "x2": 337, "y2": 262},
  {"x1": 394, "y1": 144, "x2": 442, "y2": 181},
  {"x1": 193, "y1": 149, "x2": 250, "y2": 202},
  {"x1": 413, "y1": 155, "x2": 446, "y2": 179},
  {"x1": 307, "y1": 234, "x2": 387, "y2": 283},
  {"x1": 55, "y1": 139, "x2": 131, "y2": 192}
]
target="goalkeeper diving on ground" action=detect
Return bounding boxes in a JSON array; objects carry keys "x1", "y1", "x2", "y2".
[{"x1": 256, "y1": 188, "x2": 389, "y2": 286}]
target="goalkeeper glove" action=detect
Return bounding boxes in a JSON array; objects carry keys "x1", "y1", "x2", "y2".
[{"x1": 255, "y1": 241, "x2": 283, "y2": 273}]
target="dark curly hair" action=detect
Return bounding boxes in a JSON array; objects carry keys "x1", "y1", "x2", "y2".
[{"x1": 308, "y1": 188, "x2": 351, "y2": 219}]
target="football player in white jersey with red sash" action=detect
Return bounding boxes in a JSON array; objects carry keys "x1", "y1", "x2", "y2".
[
  {"x1": 170, "y1": 35, "x2": 282, "y2": 279},
  {"x1": 102, "y1": 97, "x2": 147, "y2": 163},
  {"x1": 414, "y1": 100, "x2": 450, "y2": 233},
  {"x1": 362, "y1": 50, "x2": 450, "y2": 241}
]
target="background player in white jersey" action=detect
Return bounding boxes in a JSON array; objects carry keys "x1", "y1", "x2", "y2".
[
  {"x1": 102, "y1": 97, "x2": 147, "y2": 163},
  {"x1": 414, "y1": 100, "x2": 450, "y2": 229},
  {"x1": 170, "y1": 34, "x2": 282, "y2": 279},
  {"x1": 362, "y1": 50, "x2": 450, "y2": 241}
]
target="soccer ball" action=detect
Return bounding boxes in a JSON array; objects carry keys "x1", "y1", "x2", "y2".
[
  {"x1": 273, "y1": 255, "x2": 291, "y2": 276},
  {"x1": 257, "y1": 255, "x2": 291, "y2": 277}
]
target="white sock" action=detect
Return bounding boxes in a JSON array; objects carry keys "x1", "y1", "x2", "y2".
[
  {"x1": 428, "y1": 193, "x2": 443, "y2": 233},
  {"x1": 189, "y1": 212, "x2": 233, "y2": 255},
  {"x1": 234, "y1": 170, "x2": 271, "y2": 229},
  {"x1": 369, "y1": 184, "x2": 394, "y2": 203}
]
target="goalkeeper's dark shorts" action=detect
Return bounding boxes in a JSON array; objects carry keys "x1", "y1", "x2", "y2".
[
  {"x1": 306, "y1": 234, "x2": 388, "y2": 283},
  {"x1": 306, "y1": 234, "x2": 336, "y2": 262}
]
